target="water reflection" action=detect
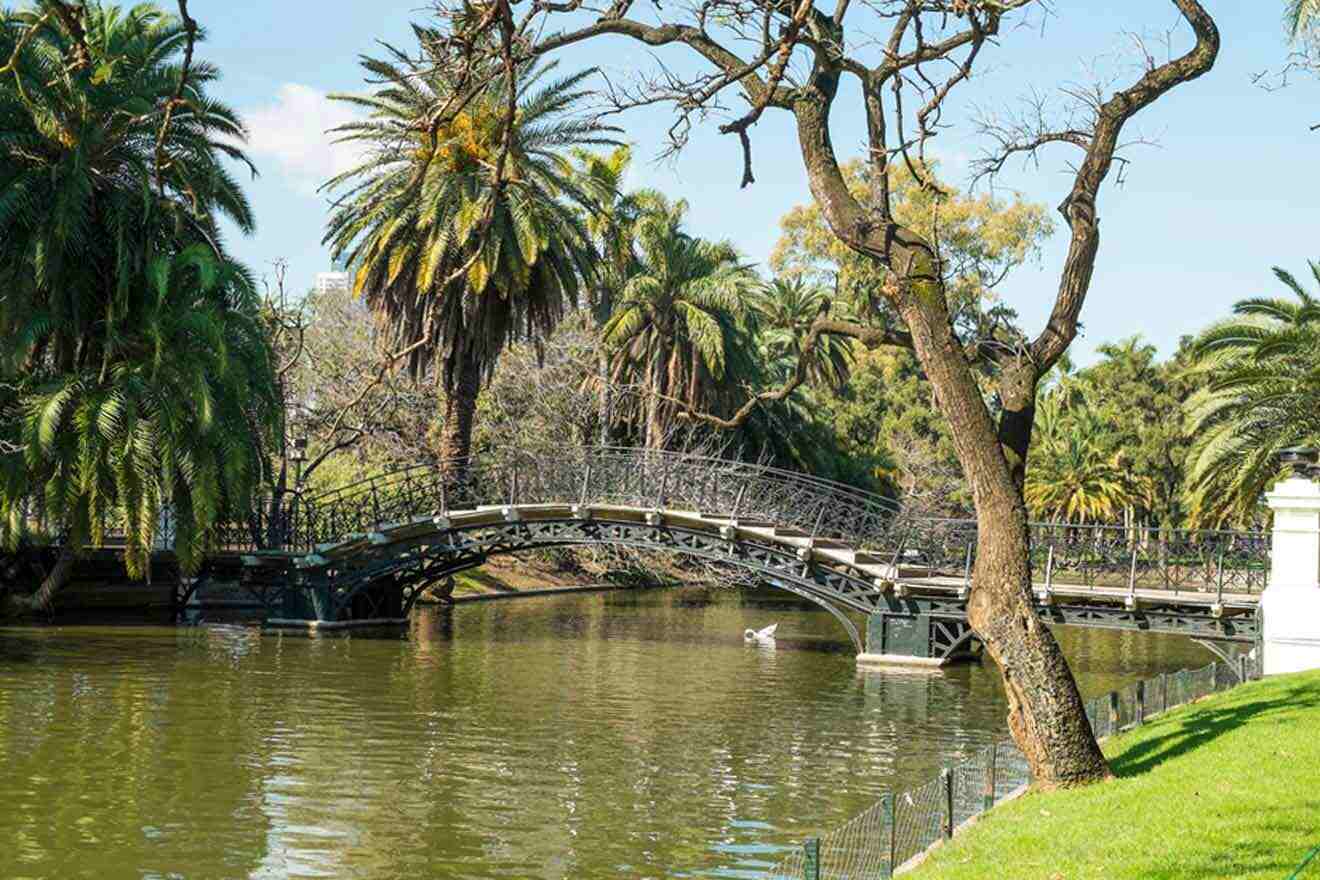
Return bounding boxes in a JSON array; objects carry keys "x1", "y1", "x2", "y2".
[{"x1": 0, "y1": 588, "x2": 1214, "y2": 879}]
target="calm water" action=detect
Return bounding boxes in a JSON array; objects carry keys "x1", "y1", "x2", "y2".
[{"x1": 0, "y1": 588, "x2": 1211, "y2": 880}]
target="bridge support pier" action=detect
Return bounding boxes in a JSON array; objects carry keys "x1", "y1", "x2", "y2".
[
  {"x1": 1262, "y1": 473, "x2": 1320, "y2": 675},
  {"x1": 856, "y1": 609, "x2": 980, "y2": 668},
  {"x1": 266, "y1": 574, "x2": 407, "y2": 630}
]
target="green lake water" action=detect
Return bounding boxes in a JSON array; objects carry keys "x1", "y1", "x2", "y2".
[{"x1": 0, "y1": 588, "x2": 1212, "y2": 879}]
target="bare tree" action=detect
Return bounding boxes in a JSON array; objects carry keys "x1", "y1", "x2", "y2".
[
  {"x1": 264, "y1": 267, "x2": 441, "y2": 494},
  {"x1": 411, "y1": 0, "x2": 1220, "y2": 787}
]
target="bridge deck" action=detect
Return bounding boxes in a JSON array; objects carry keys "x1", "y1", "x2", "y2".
[
  {"x1": 21, "y1": 448, "x2": 1264, "y2": 652},
  {"x1": 256, "y1": 501, "x2": 1260, "y2": 613}
]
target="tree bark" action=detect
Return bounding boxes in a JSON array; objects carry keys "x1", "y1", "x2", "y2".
[
  {"x1": 2, "y1": 545, "x2": 78, "y2": 618},
  {"x1": 645, "y1": 346, "x2": 672, "y2": 450},
  {"x1": 436, "y1": 347, "x2": 483, "y2": 464},
  {"x1": 895, "y1": 279, "x2": 1111, "y2": 790},
  {"x1": 787, "y1": 68, "x2": 1113, "y2": 787}
]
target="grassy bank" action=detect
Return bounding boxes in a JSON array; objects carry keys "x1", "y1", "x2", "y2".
[{"x1": 908, "y1": 669, "x2": 1320, "y2": 880}]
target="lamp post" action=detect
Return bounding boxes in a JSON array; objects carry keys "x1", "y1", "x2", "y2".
[
  {"x1": 1262, "y1": 445, "x2": 1320, "y2": 675},
  {"x1": 291, "y1": 436, "x2": 308, "y2": 490}
]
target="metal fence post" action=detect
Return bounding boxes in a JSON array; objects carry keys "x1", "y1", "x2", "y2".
[
  {"x1": 803, "y1": 837, "x2": 821, "y2": 880},
  {"x1": 1135, "y1": 680, "x2": 1145, "y2": 726},
  {"x1": 881, "y1": 794, "x2": 895, "y2": 880},
  {"x1": 731, "y1": 483, "x2": 746, "y2": 521},
  {"x1": 1107, "y1": 691, "x2": 1119, "y2": 733},
  {"x1": 657, "y1": 460, "x2": 669, "y2": 509},
  {"x1": 1215, "y1": 546, "x2": 1226, "y2": 606},
  {"x1": 1159, "y1": 671, "x2": 1168, "y2": 714},
  {"x1": 1127, "y1": 546, "x2": 1139, "y2": 598},
  {"x1": 983, "y1": 743, "x2": 997, "y2": 810},
  {"x1": 1238, "y1": 653, "x2": 1249, "y2": 684},
  {"x1": 943, "y1": 768, "x2": 954, "y2": 839}
]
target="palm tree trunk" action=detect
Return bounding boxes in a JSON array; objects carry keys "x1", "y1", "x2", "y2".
[
  {"x1": 645, "y1": 349, "x2": 668, "y2": 450},
  {"x1": 3, "y1": 545, "x2": 78, "y2": 617},
  {"x1": 645, "y1": 387, "x2": 665, "y2": 450},
  {"x1": 598, "y1": 350, "x2": 613, "y2": 447},
  {"x1": 437, "y1": 348, "x2": 483, "y2": 464}
]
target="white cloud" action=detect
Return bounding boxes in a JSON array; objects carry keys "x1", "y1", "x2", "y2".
[{"x1": 243, "y1": 83, "x2": 365, "y2": 196}]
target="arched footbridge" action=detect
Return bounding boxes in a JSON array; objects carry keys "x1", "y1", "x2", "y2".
[{"x1": 202, "y1": 448, "x2": 1264, "y2": 665}]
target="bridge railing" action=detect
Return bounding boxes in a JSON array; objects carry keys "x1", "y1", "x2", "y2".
[
  {"x1": 286, "y1": 447, "x2": 906, "y2": 553},
  {"x1": 217, "y1": 448, "x2": 1268, "y2": 596},
  {"x1": 884, "y1": 517, "x2": 1269, "y2": 595},
  {"x1": 7, "y1": 445, "x2": 1270, "y2": 597}
]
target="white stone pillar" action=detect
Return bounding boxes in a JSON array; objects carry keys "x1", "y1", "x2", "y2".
[{"x1": 1262, "y1": 475, "x2": 1320, "y2": 674}]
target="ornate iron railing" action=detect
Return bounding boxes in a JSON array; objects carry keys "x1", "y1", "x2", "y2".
[
  {"x1": 13, "y1": 445, "x2": 1269, "y2": 596},
  {"x1": 898, "y1": 517, "x2": 1269, "y2": 596},
  {"x1": 287, "y1": 446, "x2": 906, "y2": 554}
]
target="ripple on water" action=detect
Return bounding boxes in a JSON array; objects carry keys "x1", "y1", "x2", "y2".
[{"x1": 0, "y1": 590, "x2": 1214, "y2": 879}]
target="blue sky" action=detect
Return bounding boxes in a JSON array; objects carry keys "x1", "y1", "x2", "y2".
[{"x1": 182, "y1": 1, "x2": 1316, "y2": 364}]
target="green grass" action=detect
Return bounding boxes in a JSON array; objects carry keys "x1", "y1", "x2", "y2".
[{"x1": 908, "y1": 670, "x2": 1320, "y2": 880}]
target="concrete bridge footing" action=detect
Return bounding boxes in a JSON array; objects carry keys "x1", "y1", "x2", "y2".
[{"x1": 856, "y1": 610, "x2": 981, "y2": 668}]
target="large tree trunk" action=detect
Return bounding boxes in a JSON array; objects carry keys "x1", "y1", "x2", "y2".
[
  {"x1": 968, "y1": 501, "x2": 1112, "y2": 787},
  {"x1": 436, "y1": 348, "x2": 482, "y2": 464},
  {"x1": 790, "y1": 84, "x2": 1110, "y2": 788},
  {"x1": 897, "y1": 282, "x2": 1110, "y2": 789},
  {"x1": 2, "y1": 545, "x2": 78, "y2": 618}
]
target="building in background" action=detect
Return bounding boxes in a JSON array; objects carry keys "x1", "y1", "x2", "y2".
[{"x1": 315, "y1": 271, "x2": 350, "y2": 295}]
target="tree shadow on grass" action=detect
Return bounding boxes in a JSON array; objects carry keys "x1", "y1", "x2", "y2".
[
  {"x1": 1165, "y1": 803, "x2": 1320, "y2": 879},
  {"x1": 1108, "y1": 678, "x2": 1320, "y2": 778}
]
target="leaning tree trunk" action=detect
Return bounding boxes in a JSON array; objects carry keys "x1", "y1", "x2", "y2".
[
  {"x1": 436, "y1": 348, "x2": 483, "y2": 465},
  {"x1": 967, "y1": 496, "x2": 1111, "y2": 786},
  {"x1": 2, "y1": 545, "x2": 78, "y2": 618},
  {"x1": 898, "y1": 282, "x2": 1111, "y2": 788}
]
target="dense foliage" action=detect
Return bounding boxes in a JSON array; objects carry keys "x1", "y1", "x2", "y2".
[
  {"x1": 2, "y1": 3, "x2": 1306, "y2": 611},
  {"x1": 0, "y1": 2, "x2": 279, "y2": 590},
  {"x1": 1181, "y1": 266, "x2": 1320, "y2": 526}
]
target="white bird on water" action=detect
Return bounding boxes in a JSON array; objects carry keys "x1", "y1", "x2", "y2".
[{"x1": 744, "y1": 623, "x2": 778, "y2": 644}]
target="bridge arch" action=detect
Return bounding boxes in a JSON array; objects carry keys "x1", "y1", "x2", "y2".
[
  {"x1": 254, "y1": 448, "x2": 917, "y2": 653},
  {"x1": 231, "y1": 446, "x2": 1262, "y2": 661},
  {"x1": 278, "y1": 506, "x2": 906, "y2": 654}
]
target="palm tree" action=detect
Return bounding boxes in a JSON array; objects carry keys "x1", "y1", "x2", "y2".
[
  {"x1": 0, "y1": 3, "x2": 255, "y2": 374},
  {"x1": 1183, "y1": 265, "x2": 1320, "y2": 526},
  {"x1": 0, "y1": 4, "x2": 276, "y2": 608},
  {"x1": 1287, "y1": 0, "x2": 1320, "y2": 39},
  {"x1": 570, "y1": 146, "x2": 654, "y2": 443},
  {"x1": 3, "y1": 249, "x2": 280, "y2": 611},
  {"x1": 1025, "y1": 400, "x2": 1140, "y2": 524},
  {"x1": 572, "y1": 146, "x2": 646, "y2": 324},
  {"x1": 601, "y1": 195, "x2": 759, "y2": 448},
  {"x1": 323, "y1": 41, "x2": 616, "y2": 463},
  {"x1": 750, "y1": 278, "x2": 854, "y2": 392}
]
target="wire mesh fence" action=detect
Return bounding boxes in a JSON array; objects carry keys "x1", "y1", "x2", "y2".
[
  {"x1": 1289, "y1": 844, "x2": 1320, "y2": 878},
  {"x1": 763, "y1": 652, "x2": 1262, "y2": 879}
]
